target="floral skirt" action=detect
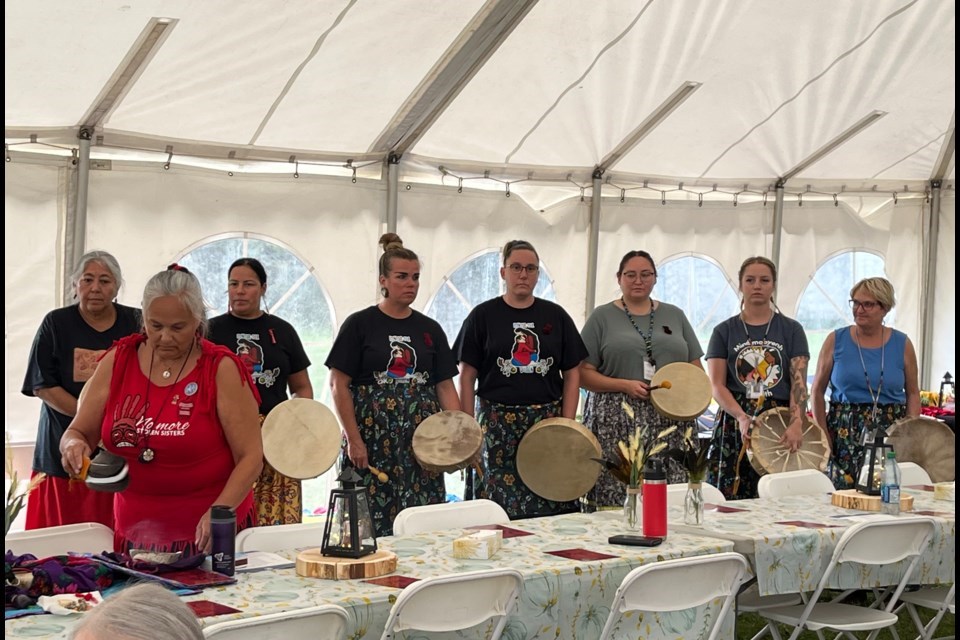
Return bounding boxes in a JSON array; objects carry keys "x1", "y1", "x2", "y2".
[
  {"x1": 705, "y1": 394, "x2": 788, "y2": 501},
  {"x1": 341, "y1": 383, "x2": 446, "y2": 537},
  {"x1": 254, "y1": 413, "x2": 302, "y2": 526},
  {"x1": 826, "y1": 402, "x2": 906, "y2": 489},
  {"x1": 582, "y1": 391, "x2": 695, "y2": 510},
  {"x1": 472, "y1": 398, "x2": 580, "y2": 519}
]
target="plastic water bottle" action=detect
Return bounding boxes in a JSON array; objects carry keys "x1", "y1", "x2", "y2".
[
  {"x1": 210, "y1": 505, "x2": 237, "y2": 576},
  {"x1": 880, "y1": 451, "x2": 901, "y2": 515}
]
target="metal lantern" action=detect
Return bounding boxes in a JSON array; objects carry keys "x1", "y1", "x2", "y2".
[
  {"x1": 938, "y1": 372, "x2": 954, "y2": 409},
  {"x1": 855, "y1": 428, "x2": 892, "y2": 496},
  {"x1": 321, "y1": 467, "x2": 377, "y2": 558}
]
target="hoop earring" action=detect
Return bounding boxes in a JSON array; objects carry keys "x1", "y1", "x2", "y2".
[{"x1": 380, "y1": 287, "x2": 388, "y2": 298}]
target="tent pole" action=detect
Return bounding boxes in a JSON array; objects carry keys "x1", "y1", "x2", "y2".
[
  {"x1": 65, "y1": 129, "x2": 92, "y2": 305},
  {"x1": 386, "y1": 153, "x2": 400, "y2": 234},
  {"x1": 919, "y1": 180, "x2": 942, "y2": 389},
  {"x1": 585, "y1": 169, "x2": 602, "y2": 320},
  {"x1": 771, "y1": 180, "x2": 785, "y2": 271}
]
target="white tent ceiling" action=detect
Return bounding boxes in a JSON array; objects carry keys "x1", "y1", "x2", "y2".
[{"x1": 4, "y1": 0, "x2": 955, "y2": 203}]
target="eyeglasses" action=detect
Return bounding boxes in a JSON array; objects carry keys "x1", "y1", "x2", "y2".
[
  {"x1": 620, "y1": 271, "x2": 657, "y2": 282},
  {"x1": 507, "y1": 263, "x2": 539, "y2": 274},
  {"x1": 849, "y1": 299, "x2": 881, "y2": 311}
]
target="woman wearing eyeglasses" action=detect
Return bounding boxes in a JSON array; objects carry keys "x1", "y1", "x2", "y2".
[
  {"x1": 326, "y1": 233, "x2": 460, "y2": 537},
  {"x1": 579, "y1": 250, "x2": 704, "y2": 509},
  {"x1": 455, "y1": 240, "x2": 588, "y2": 518},
  {"x1": 705, "y1": 257, "x2": 810, "y2": 500},
  {"x1": 812, "y1": 277, "x2": 920, "y2": 489}
]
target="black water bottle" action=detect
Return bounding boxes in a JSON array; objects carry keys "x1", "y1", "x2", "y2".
[{"x1": 210, "y1": 505, "x2": 236, "y2": 576}]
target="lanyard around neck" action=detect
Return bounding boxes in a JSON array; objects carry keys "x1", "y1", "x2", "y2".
[{"x1": 621, "y1": 297, "x2": 655, "y2": 364}]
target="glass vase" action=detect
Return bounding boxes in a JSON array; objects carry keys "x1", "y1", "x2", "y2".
[
  {"x1": 623, "y1": 486, "x2": 642, "y2": 530},
  {"x1": 684, "y1": 482, "x2": 705, "y2": 526}
]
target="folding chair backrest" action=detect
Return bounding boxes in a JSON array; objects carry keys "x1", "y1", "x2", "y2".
[
  {"x1": 756, "y1": 469, "x2": 834, "y2": 498},
  {"x1": 834, "y1": 517, "x2": 936, "y2": 566},
  {"x1": 392, "y1": 499, "x2": 509, "y2": 535},
  {"x1": 380, "y1": 568, "x2": 522, "y2": 640},
  {"x1": 235, "y1": 522, "x2": 327, "y2": 552},
  {"x1": 599, "y1": 552, "x2": 748, "y2": 640},
  {"x1": 666, "y1": 482, "x2": 726, "y2": 507},
  {"x1": 5, "y1": 522, "x2": 114, "y2": 557},
  {"x1": 897, "y1": 461, "x2": 933, "y2": 486},
  {"x1": 203, "y1": 604, "x2": 350, "y2": 639}
]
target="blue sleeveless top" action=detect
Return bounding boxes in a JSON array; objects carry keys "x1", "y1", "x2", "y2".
[{"x1": 830, "y1": 326, "x2": 907, "y2": 404}]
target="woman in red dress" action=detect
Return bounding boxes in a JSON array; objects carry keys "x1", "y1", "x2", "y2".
[{"x1": 60, "y1": 265, "x2": 262, "y2": 554}]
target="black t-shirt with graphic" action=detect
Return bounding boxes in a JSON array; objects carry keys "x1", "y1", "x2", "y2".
[
  {"x1": 207, "y1": 312, "x2": 311, "y2": 415},
  {"x1": 325, "y1": 306, "x2": 457, "y2": 387},
  {"x1": 454, "y1": 297, "x2": 588, "y2": 405}
]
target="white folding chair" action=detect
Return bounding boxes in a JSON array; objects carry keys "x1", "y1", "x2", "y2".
[
  {"x1": 235, "y1": 522, "x2": 327, "y2": 552},
  {"x1": 598, "y1": 551, "x2": 749, "y2": 640},
  {"x1": 758, "y1": 516, "x2": 937, "y2": 640},
  {"x1": 5, "y1": 522, "x2": 114, "y2": 557},
  {"x1": 757, "y1": 469, "x2": 835, "y2": 498},
  {"x1": 392, "y1": 499, "x2": 509, "y2": 535},
  {"x1": 894, "y1": 583, "x2": 955, "y2": 640},
  {"x1": 203, "y1": 603, "x2": 350, "y2": 639},
  {"x1": 666, "y1": 482, "x2": 726, "y2": 507},
  {"x1": 379, "y1": 568, "x2": 523, "y2": 640},
  {"x1": 897, "y1": 462, "x2": 933, "y2": 486}
]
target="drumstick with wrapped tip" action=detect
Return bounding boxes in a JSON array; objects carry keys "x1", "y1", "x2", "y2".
[
  {"x1": 368, "y1": 465, "x2": 388, "y2": 482},
  {"x1": 648, "y1": 380, "x2": 672, "y2": 392}
]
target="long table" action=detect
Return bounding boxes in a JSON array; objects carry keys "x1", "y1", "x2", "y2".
[
  {"x1": 669, "y1": 486, "x2": 956, "y2": 596},
  {"x1": 5, "y1": 512, "x2": 735, "y2": 640}
]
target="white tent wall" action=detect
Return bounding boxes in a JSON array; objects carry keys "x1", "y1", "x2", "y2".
[{"x1": 931, "y1": 198, "x2": 956, "y2": 385}]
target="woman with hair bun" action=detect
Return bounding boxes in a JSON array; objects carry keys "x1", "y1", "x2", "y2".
[
  {"x1": 326, "y1": 234, "x2": 459, "y2": 537},
  {"x1": 60, "y1": 264, "x2": 262, "y2": 554}
]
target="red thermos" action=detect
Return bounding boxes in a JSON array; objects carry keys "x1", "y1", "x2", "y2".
[{"x1": 642, "y1": 459, "x2": 668, "y2": 538}]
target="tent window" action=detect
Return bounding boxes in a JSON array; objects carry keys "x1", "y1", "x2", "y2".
[
  {"x1": 797, "y1": 250, "x2": 889, "y2": 383},
  {"x1": 657, "y1": 255, "x2": 740, "y2": 351},
  {"x1": 178, "y1": 235, "x2": 337, "y2": 522}
]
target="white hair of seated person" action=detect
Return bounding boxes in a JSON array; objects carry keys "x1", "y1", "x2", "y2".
[{"x1": 71, "y1": 582, "x2": 203, "y2": 640}]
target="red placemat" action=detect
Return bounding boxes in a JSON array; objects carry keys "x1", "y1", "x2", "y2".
[
  {"x1": 912, "y1": 510, "x2": 953, "y2": 517},
  {"x1": 545, "y1": 548, "x2": 619, "y2": 561},
  {"x1": 187, "y1": 600, "x2": 242, "y2": 618},
  {"x1": 162, "y1": 568, "x2": 238, "y2": 588},
  {"x1": 709, "y1": 504, "x2": 750, "y2": 513},
  {"x1": 363, "y1": 575, "x2": 420, "y2": 589},
  {"x1": 465, "y1": 524, "x2": 534, "y2": 538},
  {"x1": 904, "y1": 484, "x2": 935, "y2": 492}
]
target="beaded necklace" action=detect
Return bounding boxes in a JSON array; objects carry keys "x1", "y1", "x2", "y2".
[
  {"x1": 621, "y1": 296, "x2": 656, "y2": 366},
  {"x1": 854, "y1": 326, "x2": 885, "y2": 426},
  {"x1": 139, "y1": 342, "x2": 193, "y2": 463}
]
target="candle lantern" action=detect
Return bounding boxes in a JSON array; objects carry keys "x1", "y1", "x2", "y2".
[
  {"x1": 855, "y1": 428, "x2": 892, "y2": 496},
  {"x1": 321, "y1": 467, "x2": 377, "y2": 558},
  {"x1": 938, "y1": 372, "x2": 954, "y2": 409}
]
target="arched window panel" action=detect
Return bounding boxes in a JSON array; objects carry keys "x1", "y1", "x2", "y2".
[
  {"x1": 797, "y1": 250, "x2": 889, "y2": 383},
  {"x1": 425, "y1": 249, "x2": 557, "y2": 345},
  {"x1": 657, "y1": 255, "x2": 739, "y2": 351},
  {"x1": 178, "y1": 235, "x2": 337, "y2": 521}
]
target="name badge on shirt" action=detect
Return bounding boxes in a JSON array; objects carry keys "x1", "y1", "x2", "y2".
[{"x1": 643, "y1": 359, "x2": 657, "y2": 380}]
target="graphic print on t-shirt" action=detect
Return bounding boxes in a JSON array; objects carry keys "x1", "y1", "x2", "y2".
[
  {"x1": 109, "y1": 392, "x2": 192, "y2": 450},
  {"x1": 734, "y1": 340, "x2": 784, "y2": 396},
  {"x1": 233, "y1": 333, "x2": 280, "y2": 388},
  {"x1": 496, "y1": 324, "x2": 553, "y2": 377},
  {"x1": 73, "y1": 347, "x2": 107, "y2": 383},
  {"x1": 374, "y1": 336, "x2": 428, "y2": 385}
]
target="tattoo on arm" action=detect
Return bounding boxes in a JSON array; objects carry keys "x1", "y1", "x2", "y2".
[{"x1": 790, "y1": 356, "x2": 809, "y2": 419}]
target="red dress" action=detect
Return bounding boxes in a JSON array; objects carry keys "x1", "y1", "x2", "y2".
[{"x1": 102, "y1": 334, "x2": 259, "y2": 553}]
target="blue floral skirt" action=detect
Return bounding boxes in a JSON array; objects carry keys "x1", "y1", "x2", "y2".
[{"x1": 826, "y1": 402, "x2": 906, "y2": 489}]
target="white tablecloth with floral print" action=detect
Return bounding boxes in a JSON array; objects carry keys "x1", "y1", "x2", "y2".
[{"x1": 5, "y1": 511, "x2": 737, "y2": 640}]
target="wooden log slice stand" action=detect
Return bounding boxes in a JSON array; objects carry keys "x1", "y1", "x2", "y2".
[
  {"x1": 295, "y1": 549, "x2": 398, "y2": 580},
  {"x1": 831, "y1": 489, "x2": 914, "y2": 512}
]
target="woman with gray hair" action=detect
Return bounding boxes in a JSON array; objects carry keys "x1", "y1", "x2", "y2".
[
  {"x1": 21, "y1": 250, "x2": 141, "y2": 529},
  {"x1": 812, "y1": 276, "x2": 921, "y2": 489},
  {"x1": 71, "y1": 583, "x2": 203, "y2": 640},
  {"x1": 60, "y1": 264, "x2": 263, "y2": 554}
]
